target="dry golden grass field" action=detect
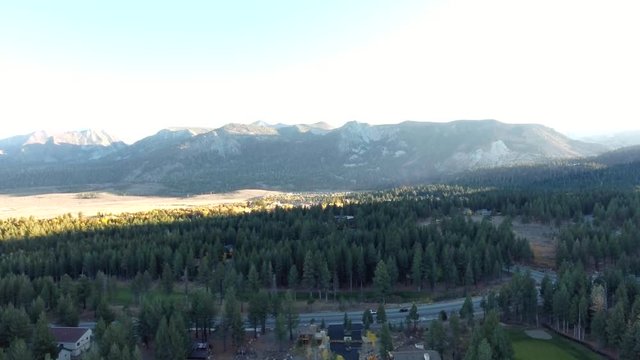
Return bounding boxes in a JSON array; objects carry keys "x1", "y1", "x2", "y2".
[{"x1": 0, "y1": 189, "x2": 280, "y2": 219}]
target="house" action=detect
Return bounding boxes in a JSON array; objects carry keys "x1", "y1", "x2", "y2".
[
  {"x1": 476, "y1": 209, "x2": 492, "y2": 217},
  {"x1": 298, "y1": 324, "x2": 323, "y2": 346},
  {"x1": 187, "y1": 342, "x2": 211, "y2": 360},
  {"x1": 327, "y1": 324, "x2": 363, "y2": 360},
  {"x1": 49, "y1": 327, "x2": 92, "y2": 358},
  {"x1": 391, "y1": 350, "x2": 442, "y2": 360},
  {"x1": 56, "y1": 348, "x2": 71, "y2": 360}
]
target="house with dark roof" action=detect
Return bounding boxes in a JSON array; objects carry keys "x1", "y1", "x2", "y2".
[
  {"x1": 49, "y1": 327, "x2": 92, "y2": 359},
  {"x1": 327, "y1": 324, "x2": 363, "y2": 360}
]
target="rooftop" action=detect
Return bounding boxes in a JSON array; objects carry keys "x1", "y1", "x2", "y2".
[
  {"x1": 391, "y1": 350, "x2": 442, "y2": 360},
  {"x1": 49, "y1": 327, "x2": 91, "y2": 344}
]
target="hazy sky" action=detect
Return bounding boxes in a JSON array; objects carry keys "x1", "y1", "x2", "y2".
[{"x1": 1, "y1": 0, "x2": 639, "y2": 143}]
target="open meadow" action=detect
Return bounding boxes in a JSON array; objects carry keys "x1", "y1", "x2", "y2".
[
  {"x1": 508, "y1": 328, "x2": 603, "y2": 360},
  {"x1": 0, "y1": 188, "x2": 280, "y2": 219}
]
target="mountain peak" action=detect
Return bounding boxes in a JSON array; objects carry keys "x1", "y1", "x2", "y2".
[
  {"x1": 17, "y1": 129, "x2": 121, "y2": 147},
  {"x1": 218, "y1": 123, "x2": 279, "y2": 136}
]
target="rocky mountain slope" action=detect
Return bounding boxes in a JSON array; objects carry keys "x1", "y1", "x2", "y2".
[
  {"x1": 0, "y1": 120, "x2": 606, "y2": 193},
  {"x1": 0, "y1": 129, "x2": 125, "y2": 163}
]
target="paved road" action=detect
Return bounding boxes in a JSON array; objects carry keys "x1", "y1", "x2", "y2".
[
  {"x1": 508, "y1": 265, "x2": 557, "y2": 284},
  {"x1": 269, "y1": 265, "x2": 561, "y2": 329},
  {"x1": 259, "y1": 296, "x2": 484, "y2": 328}
]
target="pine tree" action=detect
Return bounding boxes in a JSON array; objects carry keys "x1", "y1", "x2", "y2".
[
  {"x1": 161, "y1": 262, "x2": 174, "y2": 294},
  {"x1": 223, "y1": 289, "x2": 244, "y2": 350},
  {"x1": 106, "y1": 343, "x2": 122, "y2": 360},
  {"x1": 275, "y1": 312, "x2": 287, "y2": 351},
  {"x1": 6, "y1": 339, "x2": 33, "y2": 360},
  {"x1": 379, "y1": 323, "x2": 393, "y2": 360},
  {"x1": 28, "y1": 297, "x2": 46, "y2": 324},
  {"x1": 96, "y1": 298, "x2": 115, "y2": 324},
  {"x1": 77, "y1": 274, "x2": 92, "y2": 310},
  {"x1": 168, "y1": 313, "x2": 190, "y2": 360},
  {"x1": 362, "y1": 309, "x2": 373, "y2": 330},
  {"x1": 411, "y1": 244, "x2": 423, "y2": 290},
  {"x1": 32, "y1": 313, "x2": 58, "y2": 360},
  {"x1": 248, "y1": 291, "x2": 268, "y2": 337},
  {"x1": 591, "y1": 309, "x2": 607, "y2": 347},
  {"x1": 460, "y1": 295, "x2": 474, "y2": 326},
  {"x1": 287, "y1": 265, "x2": 299, "y2": 289},
  {"x1": 302, "y1": 251, "x2": 317, "y2": 298},
  {"x1": 373, "y1": 260, "x2": 391, "y2": 304},
  {"x1": 189, "y1": 290, "x2": 217, "y2": 341},
  {"x1": 620, "y1": 321, "x2": 640, "y2": 360},
  {"x1": 56, "y1": 294, "x2": 79, "y2": 326},
  {"x1": 407, "y1": 303, "x2": 419, "y2": 330},
  {"x1": 427, "y1": 320, "x2": 446, "y2": 355},
  {"x1": 283, "y1": 291, "x2": 299, "y2": 341},
  {"x1": 606, "y1": 302, "x2": 626, "y2": 347},
  {"x1": 247, "y1": 264, "x2": 260, "y2": 292},
  {"x1": 0, "y1": 305, "x2": 31, "y2": 347},
  {"x1": 477, "y1": 338, "x2": 492, "y2": 360},
  {"x1": 449, "y1": 313, "x2": 462, "y2": 360},
  {"x1": 154, "y1": 317, "x2": 173, "y2": 360}
]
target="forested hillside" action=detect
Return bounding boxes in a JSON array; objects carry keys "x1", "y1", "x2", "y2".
[{"x1": 2, "y1": 185, "x2": 640, "y2": 358}]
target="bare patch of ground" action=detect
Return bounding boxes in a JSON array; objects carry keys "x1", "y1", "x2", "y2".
[
  {"x1": 0, "y1": 189, "x2": 281, "y2": 219},
  {"x1": 471, "y1": 215, "x2": 558, "y2": 268},
  {"x1": 510, "y1": 220, "x2": 558, "y2": 268},
  {"x1": 525, "y1": 329, "x2": 552, "y2": 340}
]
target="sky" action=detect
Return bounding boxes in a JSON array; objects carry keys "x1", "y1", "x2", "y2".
[{"x1": 1, "y1": 0, "x2": 639, "y2": 143}]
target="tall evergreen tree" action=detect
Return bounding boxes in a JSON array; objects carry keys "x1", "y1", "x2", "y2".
[
  {"x1": 287, "y1": 265, "x2": 299, "y2": 289},
  {"x1": 5, "y1": 339, "x2": 32, "y2": 360},
  {"x1": 373, "y1": 260, "x2": 391, "y2": 304},
  {"x1": 56, "y1": 294, "x2": 79, "y2": 326},
  {"x1": 407, "y1": 303, "x2": 419, "y2": 330},
  {"x1": 477, "y1": 338, "x2": 492, "y2": 360},
  {"x1": 161, "y1": 263, "x2": 174, "y2": 294},
  {"x1": 379, "y1": 323, "x2": 393, "y2": 360},
  {"x1": 411, "y1": 244, "x2": 423, "y2": 290},
  {"x1": 275, "y1": 312, "x2": 287, "y2": 351},
  {"x1": 0, "y1": 306, "x2": 31, "y2": 347},
  {"x1": 248, "y1": 291, "x2": 269, "y2": 337},
  {"x1": 32, "y1": 313, "x2": 58, "y2": 360},
  {"x1": 283, "y1": 291, "x2": 299, "y2": 341},
  {"x1": 427, "y1": 320, "x2": 446, "y2": 355},
  {"x1": 460, "y1": 295, "x2": 474, "y2": 326},
  {"x1": 362, "y1": 309, "x2": 373, "y2": 331},
  {"x1": 302, "y1": 251, "x2": 317, "y2": 297}
]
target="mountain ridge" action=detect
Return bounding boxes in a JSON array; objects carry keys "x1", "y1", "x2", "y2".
[{"x1": 0, "y1": 120, "x2": 607, "y2": 194}]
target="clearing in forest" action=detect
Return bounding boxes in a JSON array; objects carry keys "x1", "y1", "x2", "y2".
[
  {"x1": 471, "y1": 215, "x2": 558, "y2": 268},
  {"x1": 509, "y1": 328, "x2": 603, "y2": 360}
]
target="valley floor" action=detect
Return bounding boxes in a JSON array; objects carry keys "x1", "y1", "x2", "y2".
[{"x1": 0, "y1": 189, "x2": 280, "y2": 219}]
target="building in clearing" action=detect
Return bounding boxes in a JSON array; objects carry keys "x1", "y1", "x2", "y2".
[
  {"x1": 391, "y1": 349, "x2": 442, "y2": 360},
  {"x1": 49, "y1": 327, "x2": 92, "y2": 359}
]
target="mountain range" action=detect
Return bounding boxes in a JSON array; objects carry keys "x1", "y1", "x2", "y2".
[{"x1": 0, "y1": 120, "x2": 618, "y2": 194}]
